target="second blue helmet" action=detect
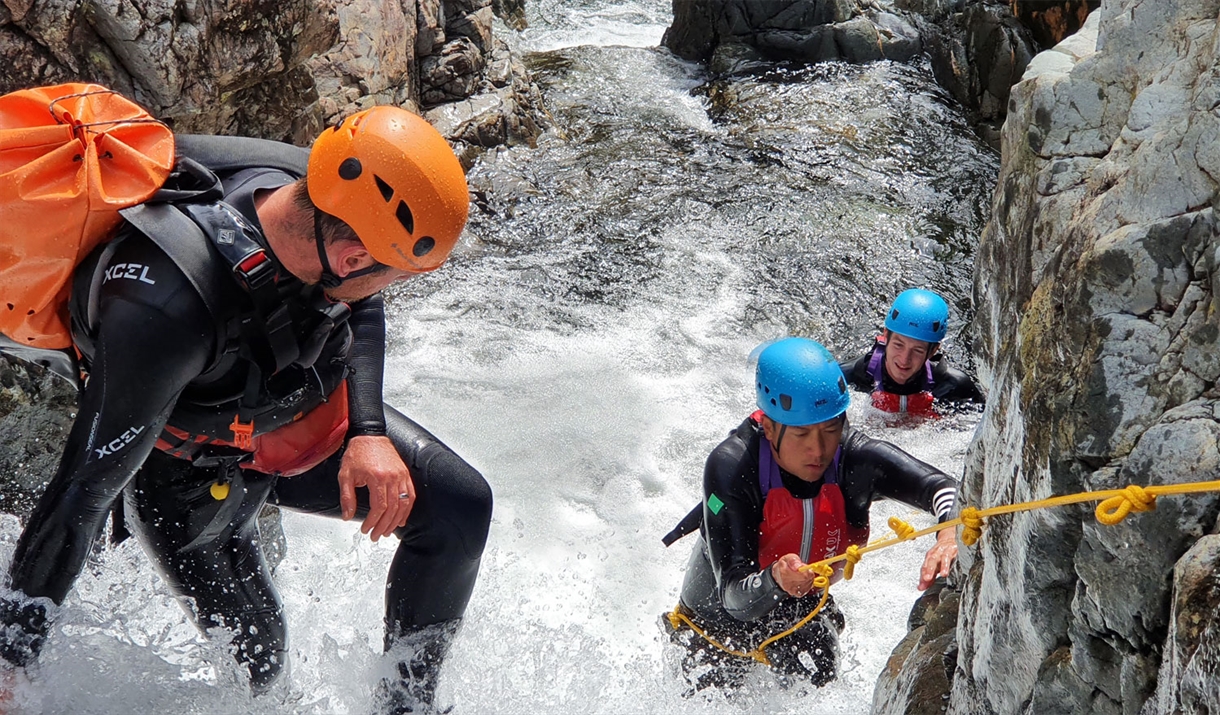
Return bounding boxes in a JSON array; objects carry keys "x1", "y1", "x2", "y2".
[
  {"x1": 755, "y1": 338, "x2": 850, "y2": 426},
  {"x1": 885, "y1": 289, "x2": 949, "y2": 343}
]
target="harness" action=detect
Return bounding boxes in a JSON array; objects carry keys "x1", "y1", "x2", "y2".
[
  {"x1": 865, "y1": 342, "x2": 936, "y2": 416},
  {"x1": 75, "y1": 138, "x2": 356, "y2": 550}
]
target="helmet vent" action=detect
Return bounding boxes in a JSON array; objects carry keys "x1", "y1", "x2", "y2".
[
  {"x1": 932, "y1": 321, "x2": 941, "y2": 332},
  {"x1": 413, "y1": 237, "x2": 435, "y2": 257},
  {"x1": 396, "y1": 200, "x2": 415, "y2": 234},
  {"x1": 838, "y1": 376, "x2": 847, "y2": 393},
  {"x1": 375, "y1": 175, "x2": 394, "y2": 202},
  {"x1": 891, "y1": 309, "x2": 899, "y2": 320},
  {"x1": 779, "y1": 394, "x2": 792, "y2": 411},
  {"x1": 338, "y1": 158, "x2": 362, "y2": 180}
]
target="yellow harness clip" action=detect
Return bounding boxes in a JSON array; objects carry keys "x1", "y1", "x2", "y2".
[{"x1": 210, "y1": 481, "x2": 231, "y2": 501}]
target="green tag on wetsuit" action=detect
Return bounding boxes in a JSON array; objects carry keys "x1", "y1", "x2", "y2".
[{"x1": 707, "y1": 493, "x2": 725, "y2": 515}]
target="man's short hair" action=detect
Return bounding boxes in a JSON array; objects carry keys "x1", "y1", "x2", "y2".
[
  {"x1": 292, "y1": 178, "x2": 360, "y2": 245},
  {"x1": 883, "y1": 329, "x2": 940, "y2": 354}
]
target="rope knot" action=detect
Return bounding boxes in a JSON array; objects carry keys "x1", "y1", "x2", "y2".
[
  {"x1": 888, "y1": 516, "x2": 915, "y2": 540},
  {"x1": 960, "y1": 506, "x2": 984, "y2": 546},
  {"x1": 843, "y1": 545, "x2": 862, "y2": 581},
  {"x1": 1096, "y1": 484, "x2": 1156, "y2": 525},
  {"x1": 809, "y1": 562, "x2": 833, "y2": 590}
]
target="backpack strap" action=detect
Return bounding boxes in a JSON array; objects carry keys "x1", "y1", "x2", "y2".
[
  {"x1": 867, "y1": 343, "x2": 886, "y2": 391},
  {"x1": 175, "y1": 134, "x2": 309, "y2": 177}
]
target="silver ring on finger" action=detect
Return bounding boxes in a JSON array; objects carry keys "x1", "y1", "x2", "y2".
[{"x1": 398, "y1": 492, "x2": 410, "y2": 500}]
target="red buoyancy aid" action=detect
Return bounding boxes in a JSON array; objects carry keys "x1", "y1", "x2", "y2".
[
  {"x1": 155, "y1": 382, "x2": 349, "y2": 477},
  {"x1": 866, "y1": 340, "x2": 937, "y2": 418},
  {"x1": 752, "y1": 413, "x2": 870, "y2": 584}
]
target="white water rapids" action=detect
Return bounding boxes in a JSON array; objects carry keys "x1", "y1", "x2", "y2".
[{"x1": 1, "y1": 2, "x2": 994, "y2": 713}]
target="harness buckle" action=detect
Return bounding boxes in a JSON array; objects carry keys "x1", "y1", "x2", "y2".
[
  {"x1": 229, "y1": 414, "x2": 255, "y2": 449},
  {"x1": 234, "y1": 250, "x2": 276, "y2": 291}
]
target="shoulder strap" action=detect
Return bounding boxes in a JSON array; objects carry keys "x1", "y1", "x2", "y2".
[
  {"x1": 117, "y1": 201, "x2": 300, "y2": 375},
  {"x1": 758, "y1": 433, "x2": 793, "y2": 499},
  {"x1": 866, "y1": 343, "x2": 886, "y2": 391},
  {"x1": 175, "y1": 134, "x2": 309, "y2": 178},
  {"x1": 117, "y1": 203, "x2": 229, "y2": 327}
]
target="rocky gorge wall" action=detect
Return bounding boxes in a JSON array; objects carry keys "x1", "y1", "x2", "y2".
[
  {"x1": 0, "y1": 0, "x2": 544, "y2": 154},
  {"x1": 877, "y1": 2, "x2": 1220, "y2": 713},
  {"x1": 664, "y1": 0, "x2": 1097, "y2": 143}
]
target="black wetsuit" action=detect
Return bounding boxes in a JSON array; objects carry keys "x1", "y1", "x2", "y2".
[
  {"x1": 674, "y1": 417, "x2": 957, "y2": 688},
  {"x1": 839, "y1": 340, "x2": 983, "y2": 404},
  {"x1": 0, "y1": 166, "x2": 492, "y2": 696}
]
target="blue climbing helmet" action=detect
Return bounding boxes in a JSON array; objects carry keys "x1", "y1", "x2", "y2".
[
  {"x1": 885, "y1": 289, "x2": 949, "y2": 344},
  {"x1": 755, "y1": 338, "x2": 850, "y2": 426}
]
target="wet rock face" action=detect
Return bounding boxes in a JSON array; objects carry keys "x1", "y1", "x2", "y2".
[
  {"x1": 0, "y1": 0, "x2": 544, "y2": 149},
  {"x1": 0, "y1": 355, "x2": 76, "y2": 518},
  {"x1": 664, "y1": 0, "x2": 921, "y2": 66},
  {"x1": 876, "y1": 2, "x2": 1220, "y2": 714},
  {"x1": 664, "y1": 1, "x2": 1098, "y2": 144},
  {"x1": 1011, "y1": 0, "x2": 1095, "y2": 48},
  {"x1": 915, "y1": 3, "x2": 1038, "y2": 140},
  {"x1": 873, "y1": 579, "x2": 959, "y2": 715}
]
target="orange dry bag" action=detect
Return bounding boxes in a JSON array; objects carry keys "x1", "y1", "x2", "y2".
[{"x1": 0, "y1": 83, "x2": 175, "y2": 349}]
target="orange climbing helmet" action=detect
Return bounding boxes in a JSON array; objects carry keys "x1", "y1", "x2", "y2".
[{"x1": 307, "y1": 106, "x2": 469, "y2": 274}]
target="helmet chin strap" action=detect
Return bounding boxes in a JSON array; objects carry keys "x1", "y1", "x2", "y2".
[
  {"x1": 774, "y1": 424, "x2": 788, "y2": 452},
  {"x1": 314, "y1": 209, "x2": 384, "y2": 289}
]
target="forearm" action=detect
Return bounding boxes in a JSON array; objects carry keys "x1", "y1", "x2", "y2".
[
  {"x1": 345, "y1": 295, "x2": 387, "y2": 437},
  {"x1": 866, "y1": 440, "x2": 958, "y2": 521},
  {"x1": 719, "y1": 562, "x2": 786, "y2": 621}
]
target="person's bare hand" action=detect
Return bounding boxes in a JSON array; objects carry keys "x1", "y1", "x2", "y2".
[
  {"x1": 918, "y1": 527, "x2": 958, "y2": 590},
  {"x1": 771, "y1": 553, "x2": 817, "y2": 598},
  {"x1": 338, "y1": 435, "x2": 415, "y2": 541}
]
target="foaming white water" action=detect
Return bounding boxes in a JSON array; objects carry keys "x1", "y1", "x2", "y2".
[
  {"x1": 374, "y1": 293, "x2": 980, "y2": 714},
  {"x1": 0, "y1": 3, "x2": 992, "y2": 712},
  {"x1": 0, "y1": 376, "x2": 977, "y2": 715}
]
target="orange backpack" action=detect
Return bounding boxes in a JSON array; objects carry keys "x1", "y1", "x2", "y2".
[{"x1": 0, "y1": 83, "x2": 175, "y2": 350}]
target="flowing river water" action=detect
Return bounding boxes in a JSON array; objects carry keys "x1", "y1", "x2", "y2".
[{"x1": 0, "y1": 2, "x2": 999, "y2": 713}]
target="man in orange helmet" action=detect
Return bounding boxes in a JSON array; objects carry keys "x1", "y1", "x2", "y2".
[{"x1": 0, "y1": 106, "x2": 489, "y2": 713}]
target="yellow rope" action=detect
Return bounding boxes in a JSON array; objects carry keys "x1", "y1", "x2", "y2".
[{"x1": 669, "y1": 479, "x2": 1220, "y2": 664}]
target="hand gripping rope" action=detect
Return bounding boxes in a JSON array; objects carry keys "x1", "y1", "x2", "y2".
[{"x1": 667, "y1": 479, "x2": 1220, "y2": 665}]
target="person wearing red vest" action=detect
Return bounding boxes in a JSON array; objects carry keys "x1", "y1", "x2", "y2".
[
  {"x1": 665, "y1": 337, "x2": 959, "y2": 691},
  {"x1": 839, "y1": 289, "x2": 983, "y2": 417}
]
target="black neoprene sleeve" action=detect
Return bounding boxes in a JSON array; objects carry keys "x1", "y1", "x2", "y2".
[
  {"x1": 345, "y1": 294, "x2": 388, "y2": 438},
  {"x1": 700, "y1": 434, "x2": 787, "y2": 621},
  {"x1": 2, "y1": 238, "x2": 213, "y2": 665}
]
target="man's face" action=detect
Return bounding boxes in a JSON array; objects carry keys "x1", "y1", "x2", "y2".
[
  {"x1": 884, "y1": 333, "x2": 932, "y2": 385},
  {"x1": 324, "y1": 266, "x2": 414, "y2": 302},
  {"x1": 762, "y1": 415, "x2": 845, "y2": 482}
]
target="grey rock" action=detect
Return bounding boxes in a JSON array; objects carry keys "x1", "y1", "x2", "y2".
[
  {"x1": 1, "y1": 0, "x2": 546, "y2": 150},
  {"x1": 1144, "y1": 535, "x2": 1220, "y2": 715},
  {"x1": 929, "y1": 3, "x2": 1220, "y2": 714},
  {"x1": 0, "y1": 353, "x2": 77, "y2": 515},
  {"x1": 834, "y1": 16, "x2": 884, "y2": 63},
  {"x1": 874, "y1": 581, "x2": 960, "y2": 715}
]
